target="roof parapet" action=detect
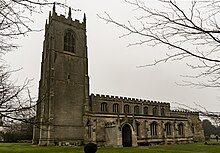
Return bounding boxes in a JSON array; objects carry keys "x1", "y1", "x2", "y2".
[{"x1": 90, "y1": 93, "x2": 170, "y2": 105}]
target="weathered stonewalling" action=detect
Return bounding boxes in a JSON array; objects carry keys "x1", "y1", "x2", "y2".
[{"x1": 32, "y1": 5, "x2": 204, "y2": 147}]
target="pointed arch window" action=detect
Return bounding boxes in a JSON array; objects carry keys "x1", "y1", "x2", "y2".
[
  {"x1": 165, "y1": 122, "x2": 172, "y2": 136},
  {"x1": 178, "y1": 123, "x2": 184, "y2": 136},
  {"x1": 134, "y1": 105, "x2": 139, "y2": 114},
  {"x1": 150, "y1": 121, "x2": 158, "y2": 136},
  {"x1": 136, "y1": 122, "x2": 140, "y2": 136},
  {"x1": 124, "y1": 104, "x2": 130, "y2": 114},
  {"x1": 161, "y1": 108, "x2": 165, "y2": 116},
  {"x1": 87, "y1": 120, "x2": 92, "y2": 138},
  {"x1": 191, "y1": 123, "x2": 195, "y2": 134},
  {"x1": 101, "y1": 102, "x2": 107, "y2": 112},
  {"x1": 143, "y1": 106, "x2": 148, "y2": 115},
  {"x1": 64, "y1": 29, "x2": 75, "y2": 53},
  {"x1": 153, "y1": 107, "x2": 158, "y2": 116},
  {"x1": 113, "y1": 103, "x2": 119, "y2": 113}
]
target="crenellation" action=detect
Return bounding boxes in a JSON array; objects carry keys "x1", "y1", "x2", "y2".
[
  {"x1": 60, "y1": 14, "x2": 65, "y2": 19},
  {"x1": 49, "y1": 11, "x2": 51, "y2": 21},
  {"x1": 151, "y1": 101, "x2": 156, "y2": 104},
  {"x1": 91, "y1": 93, "x2": 172, "y2": 106},
  {"x1": 47, "y1": 6, "x2": 86, "y2": 30},
  {"x1": 171, "y1": 110, "x2": 199, "y2": 115}
]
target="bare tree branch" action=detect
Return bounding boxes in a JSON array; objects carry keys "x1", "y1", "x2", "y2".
[
  {"x1": 0, "y1": 65, "x2": 36, "y2": 124},
  {"x1": 0, "y1": 0, "x2": 80, "y2": 54},
  {"x1": 99, "y1": 0, "x2": 220, "y2": 88}
]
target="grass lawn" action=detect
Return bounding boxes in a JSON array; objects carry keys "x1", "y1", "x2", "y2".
[{"x1": 0, "y1": 143, "x2": 220, "y2": 153}]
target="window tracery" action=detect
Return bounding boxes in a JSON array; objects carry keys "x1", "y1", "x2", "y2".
[
  {"x1": 113, "y1": 103, "x2": 119, "y2": 113},
  {"x1": 101, "y1": 102, "x2": 107, "y2": 112},
  {"x1": 64, "y1": 29, "x2": 75, "y2": 53},
  {"x1": 150, "y1": 121, "x2": 157, "y2": 136}
]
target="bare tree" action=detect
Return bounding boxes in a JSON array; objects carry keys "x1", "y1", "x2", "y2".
[
  {"x1": 172, "y1": 101, "x2": 220, "y2": 125},
  {"x1": 1, "y1": 0, "x2": 45, "y2": 53},
  {"x1": 0, "y1": 0, "x2": 53, "y2": 124},
  {"x1": 0, "y1": 0, "x2": 76, "y2": 54},
  {"x1": 100, "y1": 0, "x2": 220, "y2": 88},
  {"x1": 0, "y1": 1, "x2": 41, "y2": 127},
  {"x1": 0, "y1": 1, "x2": 75, "y2": 124},
  {"x1": 0, "y1": 64, "x2": 36, "y2": 124}
]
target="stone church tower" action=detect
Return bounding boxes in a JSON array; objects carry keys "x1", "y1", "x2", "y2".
[{"x1": 33, "y1": 4, "x2": 89, "y2": 145}]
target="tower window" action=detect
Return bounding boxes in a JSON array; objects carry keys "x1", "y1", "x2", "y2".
[{"x1": 64, "y1": 29, "x2": 75, "y2": 53}]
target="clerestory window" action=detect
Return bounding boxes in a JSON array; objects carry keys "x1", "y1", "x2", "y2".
[
  {"x1": 143, "y1": 106, "x2": 148, "y2": 115},
  {"x1": 161, "y1": 108, "x2": 165, "y2": 116},
  {"x1": 113, "y1": 103, "x2": 119, "y2": 113},
  {"x1": 153, "y1": 107, "x2": 158, "y2": 116},
  {"x1": 124, "y1": 104, "x2": 130, "y2": 114},
  {"x1": 134, "y1": 105, "x2": 139, "y2": 114},
  {"x1": 101, "y1": 102, "x2": 107, "y2": 112}
]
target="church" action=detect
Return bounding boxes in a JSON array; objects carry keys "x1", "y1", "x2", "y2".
[{"x1": 32, "y1": 5, "x2": 204, "y2": 147}]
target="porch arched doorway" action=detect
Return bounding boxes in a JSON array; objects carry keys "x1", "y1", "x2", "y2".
[{"x1": 122, "y1": 124, "x2": 132, "y2": 147}]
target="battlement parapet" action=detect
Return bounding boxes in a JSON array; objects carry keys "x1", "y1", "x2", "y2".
[
  {"x1": 45, "y1": 4, "x2": 86, "y2": 31},
  {"x1": 90, "y1": 93, "x2": 170, "y2": 106},
  {"x1": 171, "y1": 110, "x2": 199, "y2": 115}
]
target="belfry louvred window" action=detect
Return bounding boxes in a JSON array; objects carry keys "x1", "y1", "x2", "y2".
[{"x1": 64, "y1": 29, "x2": 75, "y2": 53}]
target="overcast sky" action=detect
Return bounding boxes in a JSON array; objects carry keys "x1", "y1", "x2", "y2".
[{"x1": 4, "y1": 0, "x2": 220, "y2": 112}]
